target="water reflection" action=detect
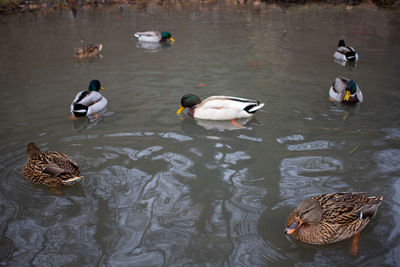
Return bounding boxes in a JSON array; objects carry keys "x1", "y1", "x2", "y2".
[
  {"x1": 277, "y1": 134, "x2": 348, "y2": 208},
  {"x1": 71, "y1": 109, "x2": 113, "y2": 131},
  {"x1": 333, "y1": 58, "x2": 357, "y2": 70},
  {"x1": 196, "y1": 118, "x2": 250, "y2": 130}
]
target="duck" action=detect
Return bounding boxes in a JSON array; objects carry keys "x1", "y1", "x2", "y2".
[
  {"x1": 22, "y1": 143, "x2": 82, "y2": 187},
  {"x1": 333, "y1": 40, "x2": 359, "y2": 62},
  {"x1": 285, "y1": 192, "x2": 383, "y2": 247},
  {"x1": 70, "y1": 80, "x2": 108, "y2": 119},
  {"x1": 176, "y1": 94, "x2": 264, "y2": 120},
  {"x1": 134, "y1": 31, "x2": 175, "y2": 43},
  {"x1": 329, "y1": 77, "x2": 363, "y2": 104},
  {"x1": 74, "y1": 43, "x2": 103, "y2": 59}
]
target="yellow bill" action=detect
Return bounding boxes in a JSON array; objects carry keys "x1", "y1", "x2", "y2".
[
  {"x1": 176, "y1": 105, "x2": 185, "y2": 114},
  {"x1": 169, "y1": 37, "x2": 175, "y2": 43},
  {"x1": 343, "y1": 90, "x2": 351, "y2": 101},
  {"x1": 100, "y1": 86, "x2": 105, "y2": 90}
]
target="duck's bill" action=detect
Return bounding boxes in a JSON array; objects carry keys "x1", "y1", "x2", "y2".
[
  {"x1": 343, "y1": 90, "x2": 351, "y2": 101},
  {"x1": 176, "y1": 105, "x2": 185, "y2": 114},
  {"x1": 169, "y1": 37, "x2": 175, "y2": 43},
  {"x1": 100, "y1": 87, "x2": 105, "y2": 90},
  {"x1": 285, "y1": 218, "x2": 301, "y2": 234}
]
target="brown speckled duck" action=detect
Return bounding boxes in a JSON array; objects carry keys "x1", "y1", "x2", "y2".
[
  {"x1": 74, "y1": 43, "x2": 103, "y2": 58},
  {"x1": 285, "y1": 192, "x2": 383, "y2": 246},
  {"x1": 22, "y1": 143, "x2": 82, "y2": 187}
]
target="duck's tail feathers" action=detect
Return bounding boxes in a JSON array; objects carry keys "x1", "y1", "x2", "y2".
[
  {"x1": 360, "y1": 195, "x2": 383, "y2": 219},
  {"x1": 246, "y1": 103, "x2": 265, "y2": 113},
  {"x1": 72, "y1": 103, "x2": 88, "y2": 117},
  {"x1": 63, "y1": 176, "x2": 83, "y2": 184},
  {"x1": 134, "y1": 33, "x2": 140, "y2": 38},
  {"x1": 345, "y1": 51, "x2": 357, "y2": 61}
]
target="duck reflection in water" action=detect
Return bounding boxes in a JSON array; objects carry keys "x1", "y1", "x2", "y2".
[
  {"x1": 136, "y1": 41, "x2": 173, "y2": 52},
  {"x1": 71, "y1": 108, "x2": 111, "y2": 131},
  {"x1": 180, "y1": 115, "x2": 259, "y2": 131},
  {"x1": 333, "y1": 58, "x2": 357, "y2": 70}
]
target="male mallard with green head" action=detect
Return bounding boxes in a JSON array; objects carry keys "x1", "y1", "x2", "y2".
[
  {"x1": 333, "y1": 40, "x2": 359, "y2": 62},
  {"x1": 70, "y1": 80, "x2": 108, "y2": 119},
  {"x1": 176, "y1": 94, "x2": 264, "y2": 120},
  {"x1": 329, "y1": 77, "x2": 363, "y2": 104},
  {"x1": 22, "y1": 143, "x2": 82, "y2": 187},
  {"x1": 134, "y1": 31, "x2": 175, "y2": 43}
]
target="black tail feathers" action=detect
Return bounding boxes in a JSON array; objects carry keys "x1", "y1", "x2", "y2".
[{"x1": 73, "y1": 103, "x2": 88, "y2": 117}]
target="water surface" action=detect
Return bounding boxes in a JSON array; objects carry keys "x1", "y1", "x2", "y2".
[{"x1": 0, "y1": 3, "x2": 399, "y2": 266}]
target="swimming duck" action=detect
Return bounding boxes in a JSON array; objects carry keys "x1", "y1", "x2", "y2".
[
  {"x1": 22, "y1": 143, "x2": 82, "y2": 187},
  {"x1": 333, "y1": 40, "x2": 359, "y2": 62},
  {"x1": 285, "y1": 192, "x2": 383, "y2": 246},
  {"x1": 176, "y1": 94, "x2": 264, "y2": 120},
  {"x1": 329, "y1": 77, "x2": 363, "y2": 104},
  {"x1": 134, "y1": 31, "x2": 175, "y2": 43},
  {"x1": 70, "y1": 80, "x2": 108, "y2": 119},
  {"x1": 74, "y1": 43, "x2": 103, "y2": 59}
]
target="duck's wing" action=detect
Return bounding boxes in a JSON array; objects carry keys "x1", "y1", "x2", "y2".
[
  {"x1": 333, "y1": 77, "x2": 348, "y2": 93},
  {"x1": 74, "y1": 44, "x2": 102, "y2": 57},
  {"x1": 336, "y1": 46, "x2": 351, "y2": 55},
  {"x1": 44, "y1": 151, "x2": 80, "y2": 172},
  {"x1": 200, "y1": 96, "x2": 263, "y2": 110},
  {"x1": 43, "y1": 163, "x2": 68, "y2": 176},
  {"x1": 315, "y1": 193, "x2": 381, "y2": 224},
  {"x1": 73, "y1": 91, "x2": 103, "y2": 107},
  {"x1": 134, "y1": 31, "x2": 160, "y2": 38}
]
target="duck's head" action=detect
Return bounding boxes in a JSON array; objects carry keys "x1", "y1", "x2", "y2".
[
  {"x1": 26, "y1": 143, "x2": 42, "y2": 160},
  {"x1": 161, "y1": 32, "x2": 175, "y2": 43},
  {"x1": 285, "y1": 198, "x2": 322, "y2": 235},
  {"x1": 343, "y1": 80, "x2": 357, "y2": 101},
  {"x1": 88, "y1": 80, "x2": 104, "y2": 92},
  {"x1": 176, "y1": 94, "x2": 202, "y2": 114},
  {"x1": 338, "y1": 39, "x2": 346, "y2": 47}
]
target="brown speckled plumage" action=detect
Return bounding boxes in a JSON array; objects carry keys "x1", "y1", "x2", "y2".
[
  {"x1": 74, "y1": 43, "x2": 102, "y2": 59},
  {"x1": 22, "y1": 143, "x2": 82, "y2": 187},
  {"x1": 285, "y1": 192, "x2": 383, "y2": 244}
]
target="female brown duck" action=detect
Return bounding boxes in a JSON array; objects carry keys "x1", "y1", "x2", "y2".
[
  {"x1": 22, "y1": 143, "x2": 82, "y2": 187},
  {"x1": 285, "y1": 192, "x2": 383, "y2": 253}
]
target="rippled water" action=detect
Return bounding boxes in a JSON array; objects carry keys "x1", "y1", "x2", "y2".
[{"x1": 0, "y1": 3, "x2": 399, "y2": 266}]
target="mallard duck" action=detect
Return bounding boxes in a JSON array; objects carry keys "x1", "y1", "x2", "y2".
[
  {"x1": 285, "y1": 192, "x2": 383, "y2": 245},
  {"x1": 70, "y1": 80, "x2": 108, "y2": 119},
  {"x1": 329, "y1": 77, "x2": 363, "y2": 104},
  {"x1": 333, "y1": 40, "x2": 359, "y2": 62},
  {"x1": 22, "y1": 143, "x2": 82, "y2": 187},
  {"x1": 74, "y1": 43, "x2": 103, "y2": 59},
  {"x1": 176, "y1": 94, "x2": 264, "y2": 120},
  {"x1": 134, "y1": 31, "x2": 175, "y2": 43}
]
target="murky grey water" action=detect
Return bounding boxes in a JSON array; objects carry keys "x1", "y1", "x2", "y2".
[{"x1": 0, "y1": 3, "x2": 399, "y2": 266}]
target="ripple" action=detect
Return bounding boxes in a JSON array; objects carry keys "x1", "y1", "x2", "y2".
[
  {"x1": 94, "y1": 165, "x2": 152, "y2": 204},
  {"x1": 236, "y1": 135, "x2": 263, "y2": 142},
  {"x1": 104, "y1": 131, "x2": 151, "y2": 138},
  {"x1": 277, "y1": 156, "x2": 348, "y2": 208},
  {"x1": 276, "y1": 134, "x2": 304, "y2": 144},
  {"x1": 152, "y1": 153, "x2": 195, "y2": 178},
  {"x1": 374, "y1": 149, "x2": 400, "y2": 175},
  {"x1": 94, "y1": 145, "x2": 162, "y2": 161},
  {"x1": 286, "y1": 140, "x2": 341, "y2": 151},
  {"x1": 224, "y1": 151, "x2": 251, "y2": 165},
  {"x1": 159, "y1": 132, "x2": 193, "y2": 142}
]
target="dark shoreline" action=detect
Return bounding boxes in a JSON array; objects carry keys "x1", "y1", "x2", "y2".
[{"x1": 0, "y1": 0, "x2": 398, "y2": 14}]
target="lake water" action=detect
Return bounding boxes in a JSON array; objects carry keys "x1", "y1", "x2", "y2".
[{"x1": 0, "y1": 2, "x2": 399, "y2": 266}]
